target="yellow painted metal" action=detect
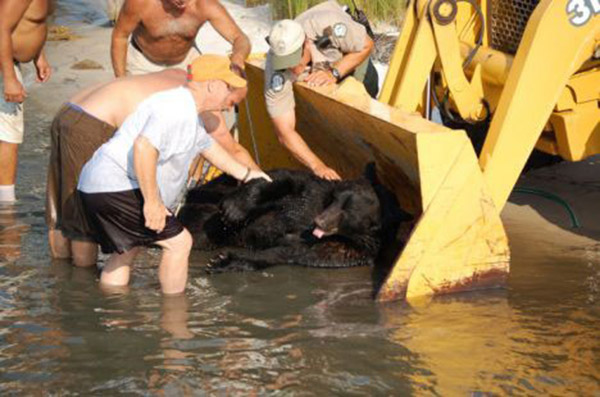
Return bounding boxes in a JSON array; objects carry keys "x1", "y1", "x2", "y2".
[
  {"x1": 456, "y1": 0, "x2": 485, "y2": 45},
  {"x1": 458, "y1": 43, "x2": 509, "y2": 111},
  {"x1": 459, "y1": 34, "x2": 600, "y2": 164},
  {"x1": 460, "y1": 42, "x2": 512, "y2": 91},
  {"x1": 557, "y1": 65, "x2": 600, "y2": 110},
  {"x1": 378, "y1": 0, "x2": 419, "y2": 104},
  {"x1": 379, "y1": 0, "x2": 437, "y2": 112},
  {"x1": 377, "y1": 132, "x2": 509, "y2": 302},
  {"x1": 479, "y1": 0, "x2": 600, "y2": 209},
  {"x1": 429, "y1": 1, "x2": 486, "y2": 121},
  {"x1": 237, "y1": 0, "x2": 600, "y2": 303},
  {"x1": 239, "y1": 60, "x2": 509, "y2": 302},
  {"x1": 551, "y1": 101, "x2": 600, "y2": 161},
  {"x1": 384, "y1": 0, "x2": 600, "y2": 173},
  {"x1": 380, "y1": 0, "x2": 488, "y2": 120}
]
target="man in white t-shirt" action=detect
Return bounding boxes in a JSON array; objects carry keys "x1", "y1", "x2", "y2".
[{"x1": 77, "y1": 55, "x2": 270, "y2": 295}]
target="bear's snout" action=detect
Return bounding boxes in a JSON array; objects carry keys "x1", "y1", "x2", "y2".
[{"x1": 313, "y1": 207, "x2": 343, "y2": 238}]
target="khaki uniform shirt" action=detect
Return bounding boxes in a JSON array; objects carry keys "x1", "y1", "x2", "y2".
[{"x1": 264, "y1": 0, "x2": 368, "y2": 118}]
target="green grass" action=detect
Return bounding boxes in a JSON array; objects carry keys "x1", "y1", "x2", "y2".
[{"x1": 250, "y1": 0, "x2": 405, "y2": 26}]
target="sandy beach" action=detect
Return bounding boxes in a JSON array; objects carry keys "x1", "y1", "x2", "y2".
[{"x1": 28, "y1": 1, "x2": 273, "y2": 115}]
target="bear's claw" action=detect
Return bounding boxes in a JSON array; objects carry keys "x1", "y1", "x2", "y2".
[{"x1": 205, "y1": 252, "x2": 262, "y2": 273}]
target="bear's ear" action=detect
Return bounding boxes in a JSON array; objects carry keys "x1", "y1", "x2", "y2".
[
  {"x1": 362, "y1": 162, "x2": 378, "y2": 185},
  {"x1": 392, "y1": 207, "x2": 414, "y2": 223}
]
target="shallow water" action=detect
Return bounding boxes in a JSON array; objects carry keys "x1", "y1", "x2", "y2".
[
  {"x1": 1, "y1": 1, "x2": 600, "y2": 395},
  {"x1": 3, "y1": 81, "x2": 599, "y2": 396}
]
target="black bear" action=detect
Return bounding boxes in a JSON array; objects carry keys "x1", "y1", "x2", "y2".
[{"x1": 178, "y1": 168, "x2": 411, "y2": 273}]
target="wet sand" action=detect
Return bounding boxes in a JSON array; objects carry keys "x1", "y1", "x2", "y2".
[{"x1": 504, "y1": 157, "x2": 600, "y2": 256}]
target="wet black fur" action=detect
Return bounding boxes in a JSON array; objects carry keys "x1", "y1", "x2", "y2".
[{"x1": 178, "y1": 168, "x2": 411, "y2": 273}]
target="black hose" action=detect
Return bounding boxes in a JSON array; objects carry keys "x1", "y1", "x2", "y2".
[{"x1": 459, "y1": 0, "x2": 485, "y2": 69}]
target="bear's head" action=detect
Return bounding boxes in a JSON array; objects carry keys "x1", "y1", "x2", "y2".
[{"x1": 312, "y1": 179, "x2": 381, "y2": 241}]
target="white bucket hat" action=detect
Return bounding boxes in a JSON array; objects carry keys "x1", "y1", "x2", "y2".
[{"x1": 267, "y1": 19, "x2": 306, "y2": 70}]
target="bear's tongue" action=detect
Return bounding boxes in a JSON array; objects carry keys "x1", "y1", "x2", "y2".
[{"x1": 312, "y1": 227, "x2": 325, "y2": 239}]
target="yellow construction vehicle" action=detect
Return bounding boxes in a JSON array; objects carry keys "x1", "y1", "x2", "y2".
[{"x1": 236, "y1": 0, "x2": 600, "y2": 303}]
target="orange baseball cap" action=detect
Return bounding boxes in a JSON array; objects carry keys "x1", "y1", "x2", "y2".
[{"x1": 187, "y1": 55, "x2": 247, "y2": 88}]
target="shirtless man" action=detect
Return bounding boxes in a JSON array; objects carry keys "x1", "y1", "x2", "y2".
[
  {"x1": 0, "y1": 0, "x2": 52, "y2": 202},
  {"x1": 111, "y1": 0, "x2": 250, "y2": 76},
  {"x1": 111, "y1": 0, "x2": 258, "y2": 171},
  {"x1": 46, "y1": 67, "x2": 251, "y2": 267}
]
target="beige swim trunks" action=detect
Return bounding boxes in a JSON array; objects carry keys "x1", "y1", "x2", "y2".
[
  {"x1": 126, "y1": 39, "x2": 201, "y2": 75},
  {"x1": 0, "y1": 64, "x2": 24, "y2": 144}
]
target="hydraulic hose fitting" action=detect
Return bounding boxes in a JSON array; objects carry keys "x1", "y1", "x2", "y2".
[{"x1": 432, "y1": 0, "x2": 458, "y2": 25}]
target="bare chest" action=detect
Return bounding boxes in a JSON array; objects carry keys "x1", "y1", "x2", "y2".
[
  {"x1": 23, "y1": 0, "x2": 49, "y2": 24},
  {"x1": 141, "y1": 5, "x2": 206, "y2": 40}
]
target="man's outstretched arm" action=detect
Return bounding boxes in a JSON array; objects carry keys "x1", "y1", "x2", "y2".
[
  {"x1": 134, "y1": 135, "x2": 169, "y2": 233},
  {"x1": 111, "y1": 0, "x2": 142, "y2": 77},
  {"x1": 201, "y1": 110, "x2": 260, "y2": 171},
  {"x1": 305, "y1": 36, "x2": 374, "y2": 87},
  {"x1": 33, "y1": 48, "x2": 52, "y2": 83},
  {"x1": 271, "y1": 109, "x2": 341, "y2": 181},
  {"x1": 203, "y1": 0, "x2": 251, "y2": 70}
]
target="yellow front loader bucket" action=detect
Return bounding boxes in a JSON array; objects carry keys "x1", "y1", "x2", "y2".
[
  {"x1": 235, "y1": 0, "x2": 600, "y2": 303},
  {"x1": 238, "y1": 59, "x2": 510, "y2": 303}
]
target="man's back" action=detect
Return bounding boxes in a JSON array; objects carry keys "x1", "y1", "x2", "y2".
[{"x1": 70, "y1": 68, "x2": 187, "y2": 127}]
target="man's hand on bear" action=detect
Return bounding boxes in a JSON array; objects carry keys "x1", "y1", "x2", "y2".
[
  {"x1": 312, "y1": 164, "x2": 341, "y2": 181},
  {"x1": 221, "y1": 175, "x2": 271, "y2": 224}
]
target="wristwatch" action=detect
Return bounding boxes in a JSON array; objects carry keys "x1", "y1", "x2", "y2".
[{"x1": 331, "y1": 67, "x2": 342, "y2": 82}]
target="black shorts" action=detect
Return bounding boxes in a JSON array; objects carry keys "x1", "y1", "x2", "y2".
[{"x1": 79, "y1": 189, "x2": 184, "y2": 254}]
